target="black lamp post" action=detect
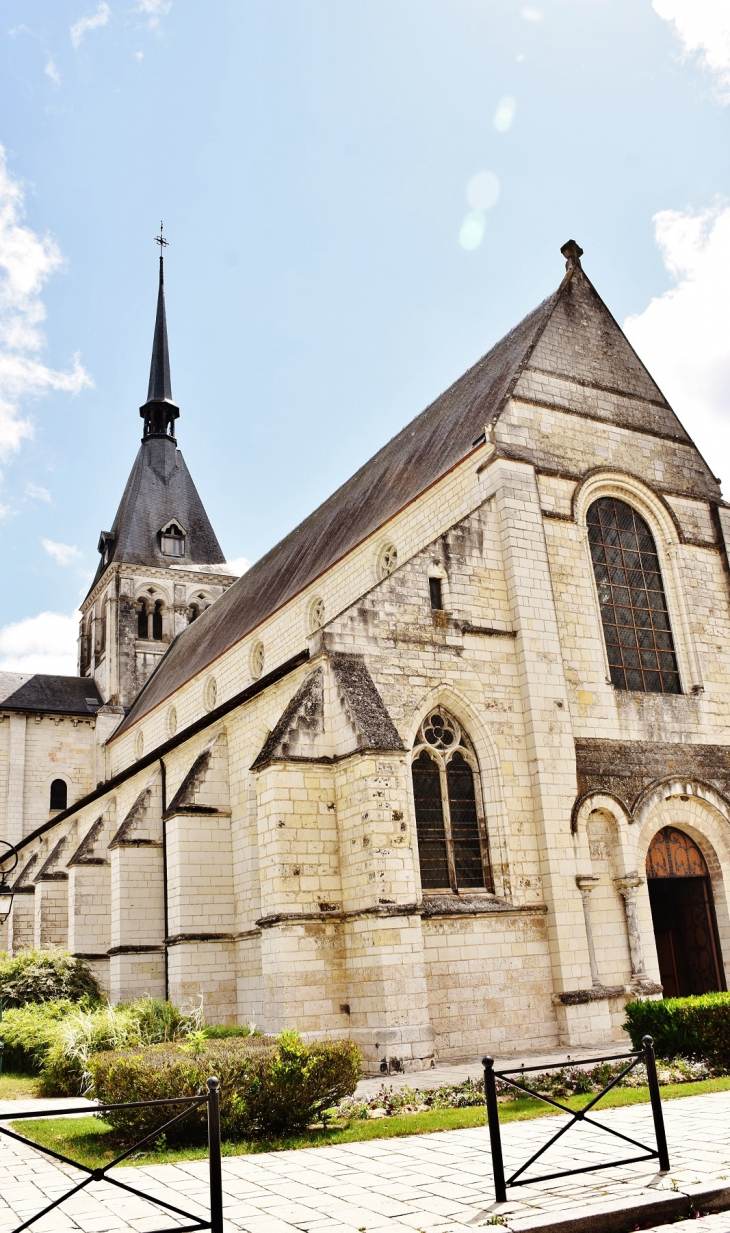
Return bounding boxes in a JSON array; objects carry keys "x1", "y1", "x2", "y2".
[{"x1": 0, "y1": 839, "x2": 18, "y2": 925}]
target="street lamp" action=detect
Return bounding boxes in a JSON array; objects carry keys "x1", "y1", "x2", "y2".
[{"x1": 0, "y1": 840, "x2": 18, "y2": 925}]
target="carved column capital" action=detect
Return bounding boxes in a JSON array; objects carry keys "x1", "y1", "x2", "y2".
[
  {"x1": 576, "y1": 874, "x2": 601, "y2": 895},
  {"x1": 614, "y1": 873, "x2": 644, "y2": 898}
]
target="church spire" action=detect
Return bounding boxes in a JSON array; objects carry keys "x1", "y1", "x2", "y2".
[{"x1": 140, "y1": 223, "x2": 180, "y2": 440}]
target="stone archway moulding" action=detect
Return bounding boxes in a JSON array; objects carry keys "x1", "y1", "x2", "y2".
[
  {"x1": 572, "y1": 470, "x2": 683, "y2": 547},
  {"x1": 572, "y1": 778, "x2": 730, "y2": 834}
]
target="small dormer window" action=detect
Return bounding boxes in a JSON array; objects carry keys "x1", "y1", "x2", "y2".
[
  {"x1": 97, "y1": 532, "x2": 114, "y2": 567},
  {"x1": 160, "y1": 521, "x2": 185, "y2": 557}
]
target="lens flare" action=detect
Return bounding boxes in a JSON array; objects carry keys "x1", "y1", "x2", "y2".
[
  {"x1": 494, "y1": 95, "x2": 517, "y2": 132},
  {"x1": 459, "y1": 211, "x2": 486, "y2": 251},
  {"x1": 466, "y1": 171, "x2": 500, "y2": 211},
  {"x1": 521, "y1": 7, "x2": 543, "y2": 20}
]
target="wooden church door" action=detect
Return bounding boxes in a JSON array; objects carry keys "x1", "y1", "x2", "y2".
[{"x1": 646, "y1": 827, "x2": 725, "y2": 997}]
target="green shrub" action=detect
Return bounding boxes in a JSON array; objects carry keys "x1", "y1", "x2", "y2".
[
  {"x1": 89, "y1": 1031, "x2": 361, "y2": 1142},
  {"x1": 0, "y1": 995, "x2": 207, "y2": 1092},
  {"x1": 0, "y1": 949, "x2": 102, "y2": 1009},
  {"x1": 624, "y1": 993, "x2": 730, "y2": 1065},
  {"x1": 0, "y1": 1000, "x2": 75, "y2": 1074}
]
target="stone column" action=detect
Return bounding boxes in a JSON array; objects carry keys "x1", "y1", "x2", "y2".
[
  {"x1": 576, "y1": 875, "x2": 601, "y2": 987},
  {"x1": 614, "y1": 873, "x2": 647, "y2": 984}
]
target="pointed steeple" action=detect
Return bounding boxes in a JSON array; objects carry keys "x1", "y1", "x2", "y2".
[{"x1": 140, "y1": 223, "x2": 180, "y2": 439}]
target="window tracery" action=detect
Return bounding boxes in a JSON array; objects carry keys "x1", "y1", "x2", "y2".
[
  {"x1": 411, "y1": 708, "x2": 493, "y2": 893},
  {"x1": 378, "y1": 542, "x2": 398, "y2": 579},
  {"x1": 587, "y1": 496, "x2": 681, "y2": 694}
]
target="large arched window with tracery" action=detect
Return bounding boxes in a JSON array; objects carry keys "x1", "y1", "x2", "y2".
[
  {"x1": 411, "y1": 708, "x2": 493, "y2": 893},
  {"x1": 587, "y1": 497, "x2": 681, "y2": 694}
]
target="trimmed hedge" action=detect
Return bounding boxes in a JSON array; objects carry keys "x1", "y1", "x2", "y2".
[
  {"x1": 625, "y1": 993, "x2": 730, "y2": 1065},
  {"x1": 89, "y1": 1031, "x2": 361, "y2": 1142},
  {"x1": 0, "y1": 949, "x2": 101, "y2": 1009}
]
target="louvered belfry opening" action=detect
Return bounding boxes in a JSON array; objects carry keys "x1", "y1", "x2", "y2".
[
  {"x1": 587, "y1": 496, "x2": 681, "y2": 694},
  {"x1": 411, "y1": 708, "x2": 493, "y2": 894}
]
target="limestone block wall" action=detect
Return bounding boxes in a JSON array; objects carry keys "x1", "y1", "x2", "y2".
[
  {"x1": 0, "y1": 712, "x2": 97, "y2": 847},
  {"x1": 422, "y1": 907, "x2": 558, "y2": 1059},
  {"x1": 34, "y1": 880, "x2": 68, "y2": 949}
]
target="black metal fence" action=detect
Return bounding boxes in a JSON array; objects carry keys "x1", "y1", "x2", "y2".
[
  {"x1": 483, "y1": 1034, "x2": 670, "y2": 1202},
  {"x1": 0, "y1": 1075, "x2": 224, "y2": 1233}
]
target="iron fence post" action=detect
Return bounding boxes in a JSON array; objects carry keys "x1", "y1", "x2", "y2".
[
  {"x1": 483, "y1": 1056, "x2": 506, "y2": 1203},
  {"x1": 642, "y1": 1035, "x2": 670, "y2": 1172},
  {"x1": 207, "y1": 1076, "x2": 224, "y2": 1233}
]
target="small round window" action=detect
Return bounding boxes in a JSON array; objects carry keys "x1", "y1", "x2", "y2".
[
  {"x1": 134, "y1": 730, "x2": 144, "y2": 760},
  {"x1": 204, "y1": 677, "x2": 218, "y2": 712},
  {"x1": 167, "y1": 706, "x2": 178, "y2": 737},
  {"x1": 251, "y1": 641, "x2": 265, "y2": 679},
  {"x1": 309, "y1": 596, "x2": 325, "y2": 633},
  {"x1": 378, "y1": 542, "x2": 398, "y2": 579}
]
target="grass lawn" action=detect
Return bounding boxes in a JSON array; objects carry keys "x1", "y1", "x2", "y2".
[
  {"x1": 10, "y1": 1075, "x2": 730, "y2": 1170},
  {"x1": 0, "y1": 1071, "x2": 40, "y2": 1100}
]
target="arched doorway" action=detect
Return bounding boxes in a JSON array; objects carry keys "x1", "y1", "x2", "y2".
[{"x1": 647, "y1": 827, "x2": 725, "y2": 997}]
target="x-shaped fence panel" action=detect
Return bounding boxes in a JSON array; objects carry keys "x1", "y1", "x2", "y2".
[
  {"x1": 0, "y1": 1075, "x2": 224, "y2": 1233},
  {"x1": 483, "y1": 1035, "x2": 670, "y2": 1202}
]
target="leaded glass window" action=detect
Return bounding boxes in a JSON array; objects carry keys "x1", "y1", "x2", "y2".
[
  {"x1": 411, "y1": 708, "x2": 493, "y2": 893},
  {"x1": 587, "y1": 497, "x2": 681, "y2": 695}
]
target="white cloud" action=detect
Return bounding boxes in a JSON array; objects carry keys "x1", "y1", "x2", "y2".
[
  {"x1": 224, "y1": 556, "x2": 251, "y2": 576},
  {"x1": 653, "y1": 0, "x2": 730, "y2": 100},
  {"x1": 70, "y1": 2, "x2": 111, "y2": 49},
  {"x1": 521, "y1": 7, "x2": 543, "y2": 21},
  {"x1": 0, "y1": 609, "x2": 78, "y2": 674},
  {"x1": 44, "y1": 59, "x2": 61, "y2": 86},
  {"x1": 0, "y1": 145, "x2": 91, "y2": 465},
  {"x1": 42, "y1": 537, "x2": 83, "y2": 565},
  {"x1": 25, "y1": 480, "x2": 51, "y2": 502},
  {"x1": 624, "y1": 203, "x2": 730, "y2": 490},
  {"x1": 493, "y1": 95, "x2": 517, "y2": 132},
  {"x1": 135, "y1": 50, "x2": 144, "y2": 60},
  {"x1": 132, "y1": 0, "x2": 172, "y2": 31}
]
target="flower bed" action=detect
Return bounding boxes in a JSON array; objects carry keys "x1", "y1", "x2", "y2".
[{"x1": 337, "y1": 1056, "x2": 723, "y2": 1120}]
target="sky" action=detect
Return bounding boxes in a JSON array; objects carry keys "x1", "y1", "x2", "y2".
[{"x1": 0, "y1": 0, "x2": 729, "y2": 673}]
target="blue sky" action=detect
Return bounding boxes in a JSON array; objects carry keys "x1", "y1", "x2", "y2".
[{"x1": 0, "y1": 0, "x2": 728, "y2": 671}]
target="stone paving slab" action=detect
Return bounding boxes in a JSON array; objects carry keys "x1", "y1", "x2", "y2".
[{"x1": 1, "y1": 1088, "x2": 730, "y2": 1232}]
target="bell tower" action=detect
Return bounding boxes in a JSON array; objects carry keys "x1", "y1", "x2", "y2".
[{"x1": 79, "y1": 229, "x2": 237, "y2": 710}]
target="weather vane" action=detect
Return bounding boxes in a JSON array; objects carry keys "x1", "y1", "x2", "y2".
[{"x1": 155, "y1": 220, "x2": 169, "y2": 252}]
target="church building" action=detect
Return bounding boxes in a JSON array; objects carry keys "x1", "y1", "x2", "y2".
[{"x1": 1, "y1": 239, "x2": 729, "y2": 1072}]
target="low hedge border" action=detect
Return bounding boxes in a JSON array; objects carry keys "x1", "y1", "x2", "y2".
[
  {"x1": 89, "y1": 1031, "x2": 361, "y2": 1142},
  {"x1": 625, "y1": 992, "x2": 730, "y2": 1064}
]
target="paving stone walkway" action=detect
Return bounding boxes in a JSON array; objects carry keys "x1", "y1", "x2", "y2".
[{"x1": 1, "y1": 1087, "x2": 730, "y2": 1232}]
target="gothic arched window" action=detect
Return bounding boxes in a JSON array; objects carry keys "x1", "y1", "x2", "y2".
[
  {"x1": 50, "y1": 779, "x2": 67, "y2": 811},
  {"x1": 152, "y1": 601, "x2": 164, "y2": 641},
  {"x1": 587, "y1": 497, "x2": 681, "y2": 694},
  {"x1": 411, "y1": 709, "x2": 493, "y2": 893}
]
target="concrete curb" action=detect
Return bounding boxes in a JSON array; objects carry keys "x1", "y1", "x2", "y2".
[{"x1": 479, "y1": 1182, "x2": 730, "y2": 1232}]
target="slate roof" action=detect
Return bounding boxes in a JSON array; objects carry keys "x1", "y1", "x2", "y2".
[
  {"x1": 88, "y1": 436, "x2": 228, "y2": 591},
  {"x1": 116, "y1": 255, "x2": 715, "y2": 737},
  {"x1": 0, "y1": 673, "x2": 102, "y2": 716}
]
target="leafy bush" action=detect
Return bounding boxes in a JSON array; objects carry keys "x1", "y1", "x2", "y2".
[
  {"x1": 0, "y1": 995, "x2": 207, "y2": 1092},
  {"x1": 624, "y1": 993, "x2": 730, "y2": 1065},
  {"x1": 89, "y1": 1031, "x2": 361, "y2": 1142},
  {"x1": 0, "y1": 949, "x2": 101, "y2": 1009},
  {"x1": 0, "y1": 1000, "x2": 75, "y2": 1074}
]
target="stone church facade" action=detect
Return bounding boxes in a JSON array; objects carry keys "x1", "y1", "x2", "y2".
[{"x1": 2, "y1": 238, "x2": 729, "y2": 1073}]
